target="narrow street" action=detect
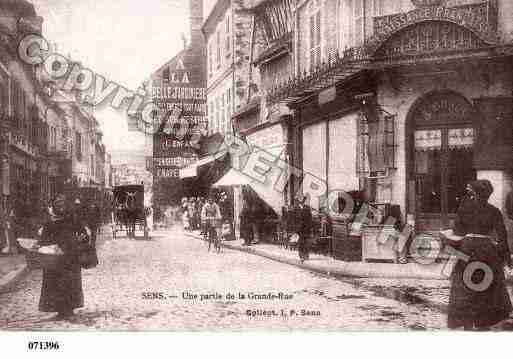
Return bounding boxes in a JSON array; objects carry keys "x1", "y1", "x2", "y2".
[{"x1": 0, "y1": 229, "x2": 447, "y2": 330}]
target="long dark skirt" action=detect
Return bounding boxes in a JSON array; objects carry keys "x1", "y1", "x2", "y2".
[
  {"x1": 298, "y1": 234, "x2": 309, "y2": 260},
  {"x1": 448, "y1": 236, "x2": 512, "y2": 329},
  {"x1": 241, "y1": 225, "x2": 253, "y2": 245},
  {"x1": 39, "y1": 256, "x2": 84, "y2": 313}
]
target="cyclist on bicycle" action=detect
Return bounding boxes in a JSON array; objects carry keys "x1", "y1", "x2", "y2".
[{"x1": 201, "y1": 196, "x2": 222, "y2": 244}]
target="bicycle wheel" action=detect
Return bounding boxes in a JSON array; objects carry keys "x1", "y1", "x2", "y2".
[
  {"x1": 208, "y1": 226, "x2": 215, "y2": 252},
  {"x1": 215, "y1": 237, "x2": 221, "y2": 253}
]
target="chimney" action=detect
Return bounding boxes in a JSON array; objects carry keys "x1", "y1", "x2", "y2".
[{"x1": 189, "y1": 0, "x2": 204, "y2": 50}]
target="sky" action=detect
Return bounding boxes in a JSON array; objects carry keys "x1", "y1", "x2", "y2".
[{"x1": 31, "y1": 0, "x2": 216, "y2": 154}]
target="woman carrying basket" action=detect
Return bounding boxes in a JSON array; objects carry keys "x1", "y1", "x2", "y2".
[
  {"x1": 38, "y1": 194, "x2": 91, "y2": 321},
  {"x1": 444, "y1": 180, "x2": 512, "y2": 330}
]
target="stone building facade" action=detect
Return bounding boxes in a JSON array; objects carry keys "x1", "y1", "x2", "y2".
[
  {"x1": 265, "y1": 0, "x2": 513, "y2": 255},
  {"x1": 203, "y1": 0, "x2": 255, "y2": 136}
]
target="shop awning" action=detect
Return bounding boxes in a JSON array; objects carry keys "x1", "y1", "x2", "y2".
[
  {"x1": 248, "y1": 179, "x2": 284, "y2": 216},
  {"x1": 179, "y1": 151, "x2": 227, "y2": 179},
  {"x1": 213, "y1": 168, "x2": 250, "y2": 187},
  {"x1": 214, "y1": 167, "x2": 285, "y2": 216}
]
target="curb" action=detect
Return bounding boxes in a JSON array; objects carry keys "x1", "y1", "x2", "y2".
[
  {"x1": 0, "y1": 264, "x2": 30, "y2": 295},
  {"x1": 182, "y1": 231, "x2": 450, "y2": 312},
  {"x1": 183, "y1": 231, "x2": 447, "y2": 280}
]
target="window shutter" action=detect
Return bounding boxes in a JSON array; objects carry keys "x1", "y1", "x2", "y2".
[
  {"x1": 309, "y1": 9, "x2": 322, "y2": 70},
  {"x1": 216, "y1": 31, "x2": 221, "y2": 67},
  {"x1": 226, "y1": 16, "x2": 231, "y2": 55},
  {"x1": 316, "y1": 11, "x2": 321, "y2": 47},
  {"x1": 354, "y1": 0, "x2": 364, "y2": 46},
  {"x1": 367, "y1": 119, "x2": 386, "y2": 173}
]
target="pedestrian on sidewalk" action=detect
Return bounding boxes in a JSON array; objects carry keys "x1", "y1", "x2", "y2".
[
  {"x1": 187, "y1": 198, "x2": 196, "y2": 230},
  {"x1": 240, "y1": 202, "x2": 253, "y2": 246},
  {"x1": 182, "y1": 209, "x2": 190, "y2": 231},
  {"x1": 1, "y1": 205, "x2": 19, "y2": 255},
  {"x1": 38, "y1": 193, "x2": 89, "y2": 321},
  {"x1": 445, "y1": 179, "x2": 512, "y2": 330},
  {"x1": 296, "y1": 195, "x2": 312, "y2": 263}
]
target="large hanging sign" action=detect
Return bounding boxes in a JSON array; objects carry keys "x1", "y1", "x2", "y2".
[{"x1": 152, "y1": 52, "x2": 207, "y2": 180}]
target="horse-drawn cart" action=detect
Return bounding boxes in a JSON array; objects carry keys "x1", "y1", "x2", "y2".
[{"x1": 112, "y1": 185, "x2": 149, "y2": 240}]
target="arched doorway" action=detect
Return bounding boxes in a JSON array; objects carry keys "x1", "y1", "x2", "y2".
[{"x1": 407, "y1": 91, "x2": 476, "y2": 231}]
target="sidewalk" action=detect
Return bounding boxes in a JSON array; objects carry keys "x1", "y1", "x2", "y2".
[
  {"x1": 0, "y1": 254, "x2": 29, "y2": 294},
  {"x1": 183, "y1": 230, "x2": 453, "y2": 280}
]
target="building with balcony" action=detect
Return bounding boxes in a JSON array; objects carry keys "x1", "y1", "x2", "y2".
[
  {"x1": 263, "y1": 0, "x2": 513, "y2": 260},
  {"x1": 203, "y1": 0, "x2": 256, "y2": 136},
  {"x1": 221, "y1": 0, "x2": 296, "y2": 240},
  {"x1": 0, "y1": 0, "x2": 50, "y2": 222}
]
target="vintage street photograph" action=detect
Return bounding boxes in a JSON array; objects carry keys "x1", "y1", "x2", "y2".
[{"x1": 1, "y1": 0, "x2": 513, "y2": 335}]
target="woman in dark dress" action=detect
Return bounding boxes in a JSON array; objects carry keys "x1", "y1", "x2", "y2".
[
  {"x1": 38, "y1": 194, "x2": 87, "y2": 320},
  {"x1": 240, "y1": 202, "x2": 253, "y2": 246},
  {"x1": 447, "y1": 180, "x2": 512, "y2": 330},
  {"x1": 296, "y1": 196, "x2": 313, "y2": 262}
]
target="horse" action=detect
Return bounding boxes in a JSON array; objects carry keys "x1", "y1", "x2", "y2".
[{"x1": 124, "y1": 191, "x2": 138, "y2": 238}]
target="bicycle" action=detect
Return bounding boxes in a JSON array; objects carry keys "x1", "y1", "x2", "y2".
[{"x1": 204, "y1": 218, "x2": 221, "y2": 253}]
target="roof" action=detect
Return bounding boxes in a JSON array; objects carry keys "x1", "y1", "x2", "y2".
[
  {"x1": 202, "y1": 0, "x2": 231, "y2": 36},
  {"x1": 151, "y1": 48, "x2": 188, "y2": 78}
]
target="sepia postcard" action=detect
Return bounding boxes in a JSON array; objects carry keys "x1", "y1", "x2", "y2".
[{"x1": 2, "y1": 1, "x2": 513, "y2": 351}]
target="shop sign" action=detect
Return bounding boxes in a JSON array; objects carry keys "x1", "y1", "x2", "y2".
[
  {"x1": 153, "y1": 156, "x2": 198, "y2": 168},
  {"x1": 247, "y1": 124, "x2": 284, "y2": 150},
  {"x1": 263, "y1": 100, "x2": 292, "y2": 123},
  {"x1": 369, "y1": 0, "x2": 498, "y2": 55},
  {"x1": 318, "y1": 86, "x2": 336, "y2": 106},
  {"x1": 155, "y1": 168, "x2": 180, "y2": 178},
  {"x1": 152, "y1": 51, "x2": 206, "y2": 184}
]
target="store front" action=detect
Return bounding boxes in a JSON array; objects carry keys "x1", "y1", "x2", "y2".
[{"x1": 407, "y1": 91, "x2": 477, "y2": 232}]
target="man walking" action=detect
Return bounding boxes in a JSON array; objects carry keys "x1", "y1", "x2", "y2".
[{"x1": 296, "y1": 195, "x2": 312, "y2": 263}]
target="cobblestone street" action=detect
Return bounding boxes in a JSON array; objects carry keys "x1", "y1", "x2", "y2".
[{"x1": 0, "y1": 228, "x2": 449, "y2": 330}]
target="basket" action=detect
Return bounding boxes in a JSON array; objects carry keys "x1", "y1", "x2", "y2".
[{"x1": 25, "y1": 250, "x2": 62, "y2": 270}]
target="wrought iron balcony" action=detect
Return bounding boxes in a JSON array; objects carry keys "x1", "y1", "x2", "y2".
[{"x1": 266, "y1": 47, "x2": 370, "y2": 105}]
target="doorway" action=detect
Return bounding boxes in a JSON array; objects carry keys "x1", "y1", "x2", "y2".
[{"x1": 408, "y1": 91, "x2": 476, "y2": 231}]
